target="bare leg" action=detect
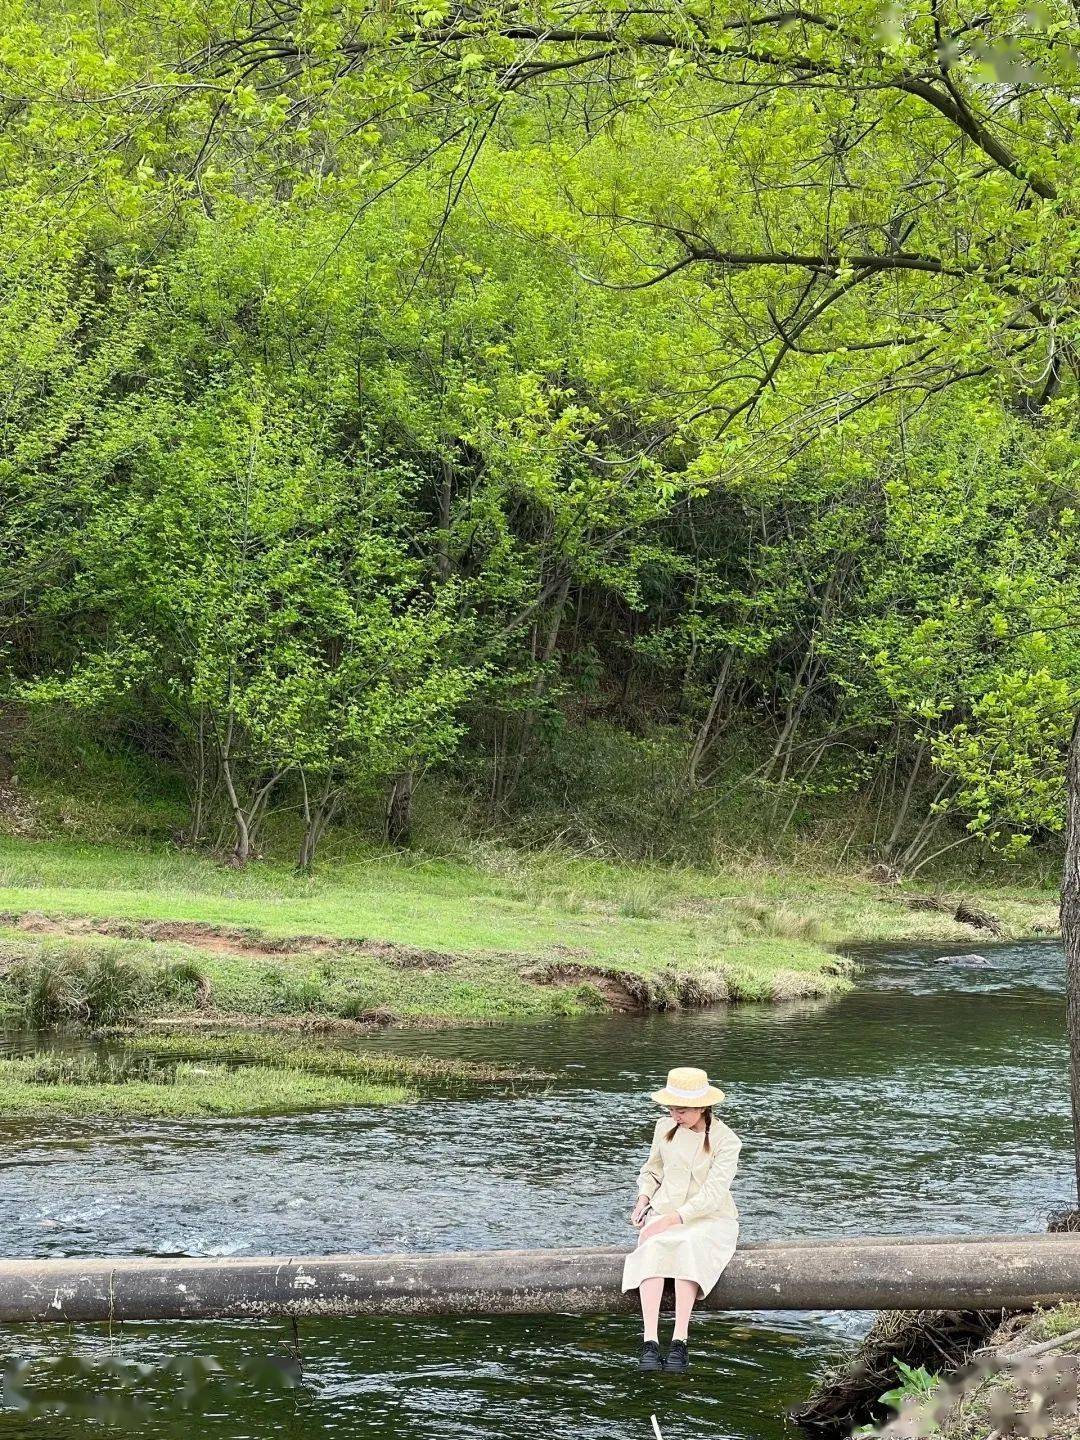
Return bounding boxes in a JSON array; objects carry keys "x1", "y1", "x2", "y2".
[
  {"x1": 638, "y1": 1277, "x2": 664, "y2": 1343},
  {"x1": 672, "y1": 1280, "x2": 699, "y2": 1342}
]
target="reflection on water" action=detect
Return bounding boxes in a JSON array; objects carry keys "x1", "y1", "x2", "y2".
[
  {"x1": 2, "y1": 1314, "x2": 837, "y2": 1440},
  {"x1": 0, "y1": 938, "x2": 1071, "y2": 1438}
]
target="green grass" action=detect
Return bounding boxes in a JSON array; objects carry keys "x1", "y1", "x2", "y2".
[
  {"x1": 0, "y1": 1053, "x2": 411, "y2": 1117},
  {"x1": 1026, "y1": 1301, "x2": 1080, "y2": 1341},
  {"x1": 0, "y1": 834, "x2": 1058, "y2": 1027}
]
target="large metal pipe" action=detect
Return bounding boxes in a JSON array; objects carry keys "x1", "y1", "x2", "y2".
[{"x1": 3, "y1": 1233, "x2": 1080, "y2": 1323}]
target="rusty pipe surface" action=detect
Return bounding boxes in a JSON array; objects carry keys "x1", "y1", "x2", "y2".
[{"x1": 3, "y1": 1234, "x2": 1080, "y2": 1323}]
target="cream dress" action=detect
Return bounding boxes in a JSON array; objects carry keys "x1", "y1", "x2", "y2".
[{"x1": 621, "y1": 1115, "x2": 741, "y2": 1298}]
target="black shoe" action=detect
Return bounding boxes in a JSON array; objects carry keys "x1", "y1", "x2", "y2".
[
  {"x1": 663, "y1": 1339, "x2": 689, "y2": 1373},
  {"x1": 638, "y1": 1340, "x2": 663, "y2": 1372}
]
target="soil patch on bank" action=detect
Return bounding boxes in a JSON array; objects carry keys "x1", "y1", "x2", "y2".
[
  {"x1": 926, "y1": 1304, "x2": 1080, "y2": 1440},
  {"x1": 0, "y1": 911, "x2": 458, "y2": 970},
  {"x1": 792, "y1": 1299, "x2": 1080, "y2": 1439},
  {"x1": 519, "y1": 959, "x2": 731, "y2": 1011},
  {"x1": 127, "y1": 1010, "x2": 460, "y2": 1035},
  {"x1": 833, "y1": 1304, "x2": 1080, "y2": 1440}
]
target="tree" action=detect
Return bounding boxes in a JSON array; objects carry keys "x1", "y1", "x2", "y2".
[
  {"x1": 11, "y1": 374, "x2": 480, "y2": 867},
  {"x1": 4, "y1": 1, "x2": 1080, "y2": 937},
  {"x1": 1065, "y1": 722, "x2": 1080, "y2": 1201},
  {"x1": 26, "y1": 0, "x2": 1073, "y2": 423}
]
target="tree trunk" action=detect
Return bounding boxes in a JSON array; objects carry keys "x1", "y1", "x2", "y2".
[
  {"x1": 299, "y1": 771, "x2": 315, "y2": 872},
  {"x1": 436, "y1": 454, "x2": 453, "y2": 584},
  {"x1": 219, "y1": 752, "x2": 251, "y2": 867},
  {"x1": 688, "y1": 648, "x2": 734, "y2": 790},
  {"x1": 298, "y1": 790, "x2": 339, "y2": 871},
  {"x1": 503, "y1": 573, "x2": 572, "y2": 804},
  {"x1": 778, "y1": 736, "x2": 830, "y2": 836},
  {"x1": 385, "y1": 770, "x2": 415, "y2": 848},
  {"x1": 1061, "y1": 713, "x2": 1080, "y2": 1205},
  {"x1": 764, "y1": 644, "x2": 816, "y2": 782},
  {"x1": 882, "y1": 740, "x2": 926, "y2": 859},
  {"x1": 244, "y1": 769, "x2": 287, "y2": 857},
  {"x1": 187, "y1": 707, "x2": 209, "y2": 845},
  {"x1": 214, "y1": 713, "x2": 287, "y2": 867},
  {"x1": 298, "y1": 769, "x2": 339, "y2": 872},
  {"x1": 764, "y1": 567, "x2": 841, "y2": 790},
  {"x1": 768, "y1": 655, "x2": 823, "y2": 821},
  {"x1": 897, "y1": 775, "x2": 954, "y2": 872}
]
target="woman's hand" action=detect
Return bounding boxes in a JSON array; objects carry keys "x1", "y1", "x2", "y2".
[
  {"x1": 639, "y1": 1213, "x2": 683, "y2": 1241},
  {"x1": 630, "y1": 1196, "x2": 651, "y2": 1229}
]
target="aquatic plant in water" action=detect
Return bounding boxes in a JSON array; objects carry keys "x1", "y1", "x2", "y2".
[{"x1": 11, "y1": 1051, "x2": 181, "y2": 1087}]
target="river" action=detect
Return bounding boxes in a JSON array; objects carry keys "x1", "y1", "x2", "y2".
[{"x1": 0, "y1": 937, "x2": 1071, "y2": 1438}]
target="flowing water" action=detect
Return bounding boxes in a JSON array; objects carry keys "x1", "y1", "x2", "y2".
[{"x1": 0, "y1": 938, "x2": 1071, "y2": 1438}]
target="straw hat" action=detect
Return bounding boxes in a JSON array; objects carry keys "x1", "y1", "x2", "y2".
[{"x1": 650, "y1": 1066, "x2": 725, "y2": 1108}]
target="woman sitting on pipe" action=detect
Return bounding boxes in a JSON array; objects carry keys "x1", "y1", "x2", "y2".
[{"x1": 622, "y1": 1066, "x2": 741, "y2": 1374}]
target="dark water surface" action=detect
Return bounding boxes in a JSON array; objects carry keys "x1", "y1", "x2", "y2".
[{"x1": 0, "y1": 938, "x2": 1071, "y2": 1437}]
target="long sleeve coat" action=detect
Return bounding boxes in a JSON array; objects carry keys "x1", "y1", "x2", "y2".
[{"x1": 620, "y1": 1115, "x2": 741, "y2": 1297}]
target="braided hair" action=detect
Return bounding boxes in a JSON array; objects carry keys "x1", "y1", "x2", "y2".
[{"x1": 666, "y1": 1105, "x2": 712, "y2": 1152}]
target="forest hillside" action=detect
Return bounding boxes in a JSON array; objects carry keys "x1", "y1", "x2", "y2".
[{"x1": 1, "y1": 0, "x2": 1077, "y2": 891}]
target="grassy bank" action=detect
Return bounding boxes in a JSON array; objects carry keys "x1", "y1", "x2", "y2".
[
  {"x1": 870, "y1": 1304, "x2": 1080, "y2": 1440},
  {"x1": 0, "y1": 1035, "x2": 541, "y2": 1118},
  {"x1": 805, "y1": 1300, "x2": 1080, "y2": 1438},
  {"x1": 940, "y1": 1303, "x2": 1080, "y2": 1440},
  {"x1": 0, "y1": 1052, "x2": 412, "y2": 1118},
  {"x1": 0, "y1": 835, "x2": 1058, "y2": 1029}
]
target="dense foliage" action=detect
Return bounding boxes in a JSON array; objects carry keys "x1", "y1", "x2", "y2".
[{"x1": 1, "y1": 0, "x2": 1078, "y2": 868}]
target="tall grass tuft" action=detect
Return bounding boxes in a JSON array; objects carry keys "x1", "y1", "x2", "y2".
[
  {"x1": 616, "y1": 884, "x2": 665, "y2": 919},
  {"x1": 0, "y1": 941, "x2": 207, "y2": 1027}
]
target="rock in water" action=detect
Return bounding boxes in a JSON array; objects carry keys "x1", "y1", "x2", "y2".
[{"x1": 936, "y1": 953, "x2": 991, "y2": 967}]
